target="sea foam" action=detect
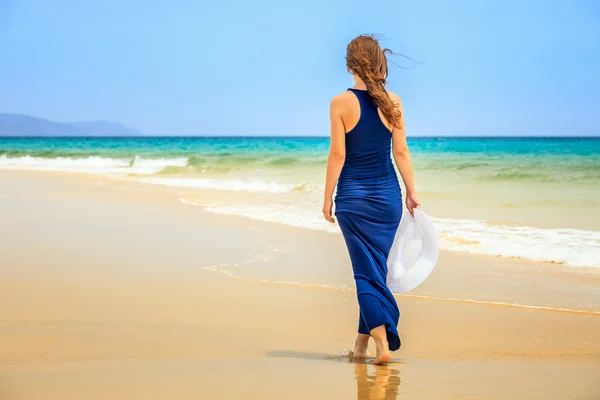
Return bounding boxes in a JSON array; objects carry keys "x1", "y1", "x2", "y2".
[
  {"x1": 181, "y1": 200, "x2": 600, "y2": 268},
  {"x1": 0, "y1": 155, "x2": 188, "y2": 175},
  {"x1": 140, "y1": 177, "x2": 307, "y2": 193}
]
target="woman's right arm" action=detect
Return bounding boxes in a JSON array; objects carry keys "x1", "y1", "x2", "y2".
[
  {"x1": 322, "y1": 95, "x2": 347, "y2": 223},
  {"x1": 390, "y1": 94, "x2": 420, "y2": 215}
]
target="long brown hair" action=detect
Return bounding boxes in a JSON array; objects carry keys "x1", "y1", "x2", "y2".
[{"x1": 345, "y1": 35, "x2": 402, "y2": 129}]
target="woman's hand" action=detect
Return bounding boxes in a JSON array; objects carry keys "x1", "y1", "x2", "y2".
[
  {"x1": 406, "y1": 192, "x2": 420, "y2": 216},
  {"x1": 322, "y1": 197, "x2": 335, "y2": 223}
]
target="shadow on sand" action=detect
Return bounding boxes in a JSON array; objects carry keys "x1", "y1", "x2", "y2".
[{"x1": 265, "y1": 351, "x2": 402, "y2": 399}]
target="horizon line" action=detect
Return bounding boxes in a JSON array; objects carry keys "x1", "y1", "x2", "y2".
[{"x1": 1, "y1": 134, "x2": 599, "y2": 139}]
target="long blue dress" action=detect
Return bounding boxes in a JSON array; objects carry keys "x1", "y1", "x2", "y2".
[{"x1": 335, "y1": 88, "x2": 403, "y2": 351}]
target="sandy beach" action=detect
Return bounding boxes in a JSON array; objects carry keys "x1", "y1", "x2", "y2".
[{"x1": 1, "y1": 170, "x2": 599, "y2": 399}]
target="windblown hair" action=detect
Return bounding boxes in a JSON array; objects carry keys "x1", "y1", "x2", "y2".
[{"x1": 345, "y1": 35, "x2": 402, "y2": 129}]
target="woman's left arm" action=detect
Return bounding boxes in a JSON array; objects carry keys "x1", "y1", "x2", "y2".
[{"x1": 322, "y1": 96, "x2": 346, "y2": 223}]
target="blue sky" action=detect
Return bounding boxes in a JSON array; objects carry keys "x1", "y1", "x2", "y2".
[{"x1": 0, "y1": 0, "x2": 599, "y2": 136}]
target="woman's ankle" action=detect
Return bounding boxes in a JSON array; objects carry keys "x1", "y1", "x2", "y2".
[
  {"x1": 374, "y1": 337, "x2": 388, "y2": 350},
  {"x1": 355, "y1": 333, "x2": 370, "y2": 345}
]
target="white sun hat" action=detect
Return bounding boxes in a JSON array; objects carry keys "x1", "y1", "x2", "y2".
[{"x1": 386, "y1": 208, "x2": 439, "y2": 293}]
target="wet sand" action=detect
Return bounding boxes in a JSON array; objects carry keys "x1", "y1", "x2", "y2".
[{"x1": 0, "y1": 171, "x2": 599, "y2": 399}]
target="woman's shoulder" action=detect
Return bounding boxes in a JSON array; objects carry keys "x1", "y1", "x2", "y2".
[
  {"x1": 330, "y1": 90, "x2": 356, "y2": 106},
  {"x1": 386, "y1": 90, "x2": 402, "y2": 105},
  {"x1": 330, "y1": 91, "x2": 358, "y2": 115}
]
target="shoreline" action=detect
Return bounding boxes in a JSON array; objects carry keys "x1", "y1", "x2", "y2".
[
  {"x1": 4, "y1": 167, "x2": 600, "y2": 271},
  {"x1": 203, "y1": 267, "x2": 600, "y2": 316}
]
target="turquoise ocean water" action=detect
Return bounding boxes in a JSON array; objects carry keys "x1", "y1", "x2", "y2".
[{"x1": 1, "y1": 136, "x2": 599, "y2": 268}]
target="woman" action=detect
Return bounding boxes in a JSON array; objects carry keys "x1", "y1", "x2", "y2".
[{"x1": 322, "y1": 35, "x2": 419, "y2": 365}]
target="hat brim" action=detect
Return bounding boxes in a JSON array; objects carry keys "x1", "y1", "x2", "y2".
[{"x1": 386, "y1": 208, "x2": 439, "y2": 293}]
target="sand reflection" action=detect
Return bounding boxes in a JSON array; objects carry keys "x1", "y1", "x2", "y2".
[{"x1": 354, "y1": 362, "x2": 401, "y2": 399}]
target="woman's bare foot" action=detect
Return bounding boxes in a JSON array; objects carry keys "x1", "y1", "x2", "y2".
[
  {"x1": 372, "y1": 338, "x2": 391, "y2": 365},
  {"x1": 353, "y1": 333, "x2": 370, "y2": 358},
  {"x1": 369, "y1": 326, "x2": 391, "y2": 365}
]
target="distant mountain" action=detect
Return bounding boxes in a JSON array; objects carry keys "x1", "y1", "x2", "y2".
[{"x1": 0, "y1": 113, "x2": 142, "y2": 136}]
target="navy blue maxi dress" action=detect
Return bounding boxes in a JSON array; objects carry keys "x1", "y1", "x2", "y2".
[{"x1": 335, "y1": 88, "x2": 403, "y2": 351}]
